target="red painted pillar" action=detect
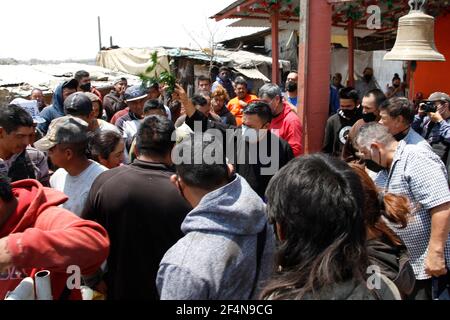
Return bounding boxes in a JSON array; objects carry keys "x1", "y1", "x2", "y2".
[
  {"x1": 271, "y1": 10, "x2": 280, "y2": 85},
  {"x1": 298, "y1": 0, "x2": 332, "y2": 154},
  {"x1": 348, "y1": 19, "x2": 355, "y2": 87}
]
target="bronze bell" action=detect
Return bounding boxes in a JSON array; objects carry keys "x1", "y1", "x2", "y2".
[{"x1": 384, "y1": 0, "x2": 445, "y2": 61}]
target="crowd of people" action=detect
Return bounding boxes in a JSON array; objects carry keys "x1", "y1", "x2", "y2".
[{"x1": 0, "y1": 66, "x2": 448, "y2": 300}]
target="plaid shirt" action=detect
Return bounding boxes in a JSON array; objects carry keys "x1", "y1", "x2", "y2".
[{"x1": 374, "y1": 140, "x2": 450, "y2": 279}]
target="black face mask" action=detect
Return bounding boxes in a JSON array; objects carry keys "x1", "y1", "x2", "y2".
[
  {"x1": 365, "y1": 147, "x2": 385, "y2": 173},
  {"x1": 364, "y1": 74, "x2": 373, "y2": 82},
  {"x1": 339, "y1": 108, "x2": 356, "y2": 119},
  {"x1": 362, "y1": 112, "x2": 377, "y2": 123},
  {"x1": 365, "y1": 159, "x2": 384, "y2": 173},
  {"x1": 286, "y1": 82, "x2": 297, "y2": 93},
  {"x1": 80, "y1": 83, "x2": 91, "y2": 92},
  {"x1": 393, "y1": 127, "x2": 409, "y2": 141}
]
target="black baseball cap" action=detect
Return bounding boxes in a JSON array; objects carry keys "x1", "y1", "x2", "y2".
[
  {"x1": 64, "y1": 92, "x2": 93, "y2": 116},
  {"x1": 62, "y1": 78, "x2": 79, "y2": 90}
]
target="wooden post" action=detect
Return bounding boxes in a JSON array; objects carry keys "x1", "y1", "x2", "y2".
[
  {"x1": 348, "y1": 19, "x2": 355, "y2": 87},
  {"x1": 298, "y1": 0, "x2": 332, "y2": 154},
  {"x1": 271, "y1": 9, "x2": 280, "y2": 84}
]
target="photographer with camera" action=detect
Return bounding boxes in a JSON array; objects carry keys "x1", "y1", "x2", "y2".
[{"x1": 412, "y1": 92, "x2": 450, "y2": 179}]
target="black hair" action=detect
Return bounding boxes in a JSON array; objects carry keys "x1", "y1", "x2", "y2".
[
  {"x1": 169, "y1": 99, "x2": 181, "y2": 112},
  {"x1": 234, "y1": 76, "x2": 248, "y2": 88},
  {"x1": 261, "y1": 154, "x2": 368, "y2": 300},
  {"x1": 31, "y1": 88, "x2": 43, "y2": 94},
  {"x1": 58, "y1": 141, "x2": 88, "y2": 158},
  {"x1": 74, "y1": 70, "x2": 90, "y2": 81},
  {"x1": 219, "y1": 66, "x2": 231, "y2": 73},
  {"x1": 174, "y1": 134, "x2": 228, "y2": 190},
  {"x1": 363, "y1": 89, "x2": 387, "y2": 108},
  {"x1": 379, "y1": 97, "x2": 415, "y2": 124},
  {"x1": 62, "y1": 79, "x2": 79, "y2": 90},
  {"x1": 94, "y1": 99, "x2": 104, "y2": 119},
  {"x1": 243, "y1": 101, "x2": 273, "y2": 124},
  {"x1": 339, "y1": 87, "x2": 359, "y2": 104},
  {"x1": 0, "y1": 104, "x2": 34, "y2": 133},
  {"x1": 0, "y1": 174, "x2": 14, "y2": 202},
  {"x1": 88, "y1": 130, "x2": 122, "y2": 162},
  {"x1": 136, "y1": 115, "x2": 175, "y2": 157},
  {"x1": 198, "y1": 75, "x2": 211, "y2": 83},
  {"x1": 392, "y1": 73, "x2": 401, "y2": 82},
  {"x1": 191, "y1": 94, "x2": 208, "y2": 107},
  {"x1": 144, "y1": 99, "x2": 166, "y2": 114}
]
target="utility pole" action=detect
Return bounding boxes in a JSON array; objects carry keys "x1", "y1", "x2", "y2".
[{"x1": 98, "y1": 16, "x2": 102, "y2": 51}]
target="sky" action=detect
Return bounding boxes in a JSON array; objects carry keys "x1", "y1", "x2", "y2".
[{"x1": 0, "y1": 0, "x2": 265, "y2": 60}]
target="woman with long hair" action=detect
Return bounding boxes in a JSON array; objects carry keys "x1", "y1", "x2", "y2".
[
  {"x1": 349, "y1": 163, "x2": 415, "y2": 297},
  {"x1": 261, "y1": 154, "x2": 400, "y2": 300}
]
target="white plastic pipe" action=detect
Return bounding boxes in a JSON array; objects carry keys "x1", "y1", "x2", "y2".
[
  {"x1": 35, "y1": 270, "x2": 52, "y2": 300},
  {"x1": 4, "y1": 277, "x2": 35, "y2": 300}
]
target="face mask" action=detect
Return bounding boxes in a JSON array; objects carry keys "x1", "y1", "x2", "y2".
[
  {"x1": 338, "y1": 108, "x2": 356, "y2": 119},
  {"x1": 242, "y1": 125, "x2": 259, "y2": 144},
  {"x1": 364, "y1": 74, "x2": 373, "y2": 82},
  {"x1": 393, "y1": 127, "x2": 409, "y2": 141},
  {"x1": 365, "y1": 147, "x2": 385, "y2": 173},
  {"x1": 286, "y1": 82, "x2": 297, "y2": 93},
  {"x1": 220, "y1": 74, "x2": 230, "y2": 81},
  {"x1": 365, "y1": 159, "x2": 384, "y2": 173},
  {"x1": 80, "y1": 83, "x2": 91, "y2": 92},
  {"x1": 362, "y1": 112, "x2": 377, "y2": 123}
]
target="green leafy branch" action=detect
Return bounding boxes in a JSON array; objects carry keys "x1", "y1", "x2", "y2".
[{"x1": 140, "y1": 51, "x2": 176, "y2": 95}]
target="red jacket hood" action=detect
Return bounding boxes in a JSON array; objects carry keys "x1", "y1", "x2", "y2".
[{"x1": 0, "y1": 179, "x2": 68, "y2": 237}]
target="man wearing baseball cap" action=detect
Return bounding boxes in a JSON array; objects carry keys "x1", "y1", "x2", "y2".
[
  {"x1": 64, "y1": 92, "x2": 119, "y2": 134},
  {"x1": 115, "y1": 85, "x2": 150, "y2": 152},
  {"x1": 34, "y1": 116, "x2": 107, "y2": 216},
  {"x1": 412, "y1": 92, "x2": 450, "y2": 179}
]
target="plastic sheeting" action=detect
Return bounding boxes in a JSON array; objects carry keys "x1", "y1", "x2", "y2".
[
  {"x1": 331, "y1": 48, "x2": 405, "y2": 94},
  {"x1": 96, "y1": 47, "x2": 170, "y2": 76}
]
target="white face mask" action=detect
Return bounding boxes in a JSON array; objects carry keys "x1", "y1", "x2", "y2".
[
  {"x1": 242, "y1": 125, "x2": 259, "y2": 144},
  {"x1": 242, "y1": 125, "x2": 268, "y2": 144}
]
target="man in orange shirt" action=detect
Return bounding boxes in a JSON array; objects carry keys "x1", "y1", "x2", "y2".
[{"x1": 226, "y1": 77, "x2": 257, "y2": 127}]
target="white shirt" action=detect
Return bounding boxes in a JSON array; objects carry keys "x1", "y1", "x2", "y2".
[{"x1": 50, "y1": 160, "x2": 107, "y2": 216}]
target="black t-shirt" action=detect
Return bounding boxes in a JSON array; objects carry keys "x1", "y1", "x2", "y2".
[
  {"x1": 322, "y1": 112, "x2": 362, "y2": 157},
  {"x1": 82, "y1": 160, "x2": 191, "y2": 300},
  {"x1": 185, "y1": 110, "x2": 294, "y2": 198}
]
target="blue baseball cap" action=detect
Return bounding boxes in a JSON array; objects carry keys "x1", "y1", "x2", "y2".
[{"x1": 124, "y1": 85, "x2": 150, "y2": 102}]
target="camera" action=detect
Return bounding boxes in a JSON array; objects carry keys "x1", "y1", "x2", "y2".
[{"x1": 420, "y1": 101, "x2": 437, "y2": 113}]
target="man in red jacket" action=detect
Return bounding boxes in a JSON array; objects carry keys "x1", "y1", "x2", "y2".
[
  {"x1": 258, "y1": 83, "x2": 303, "y2": 156},
  {"x1": 0, "y1": 176, "x2": 109, "y2": 300}
]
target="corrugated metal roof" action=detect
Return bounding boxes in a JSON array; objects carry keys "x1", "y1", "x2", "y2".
[
  {"x1": 211, "y1": 0, "x2": 247, "y2": 18},
  {"x1": 234, "y1": 67, "x2": 269, "y2": 82},
  {"x1": 0, "y1": 63, "x2": 140, "y2": 97},
  {"x1": 214, "y1": 49, "x2": 291, "y2": 71},
  {"x1": 228, "y1": 18, "x2": 299, "y2": 30}
]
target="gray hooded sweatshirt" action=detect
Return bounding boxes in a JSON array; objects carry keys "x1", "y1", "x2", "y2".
[{"x1": 156, "y1": 174, "x2": 275, "y2": 300}]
